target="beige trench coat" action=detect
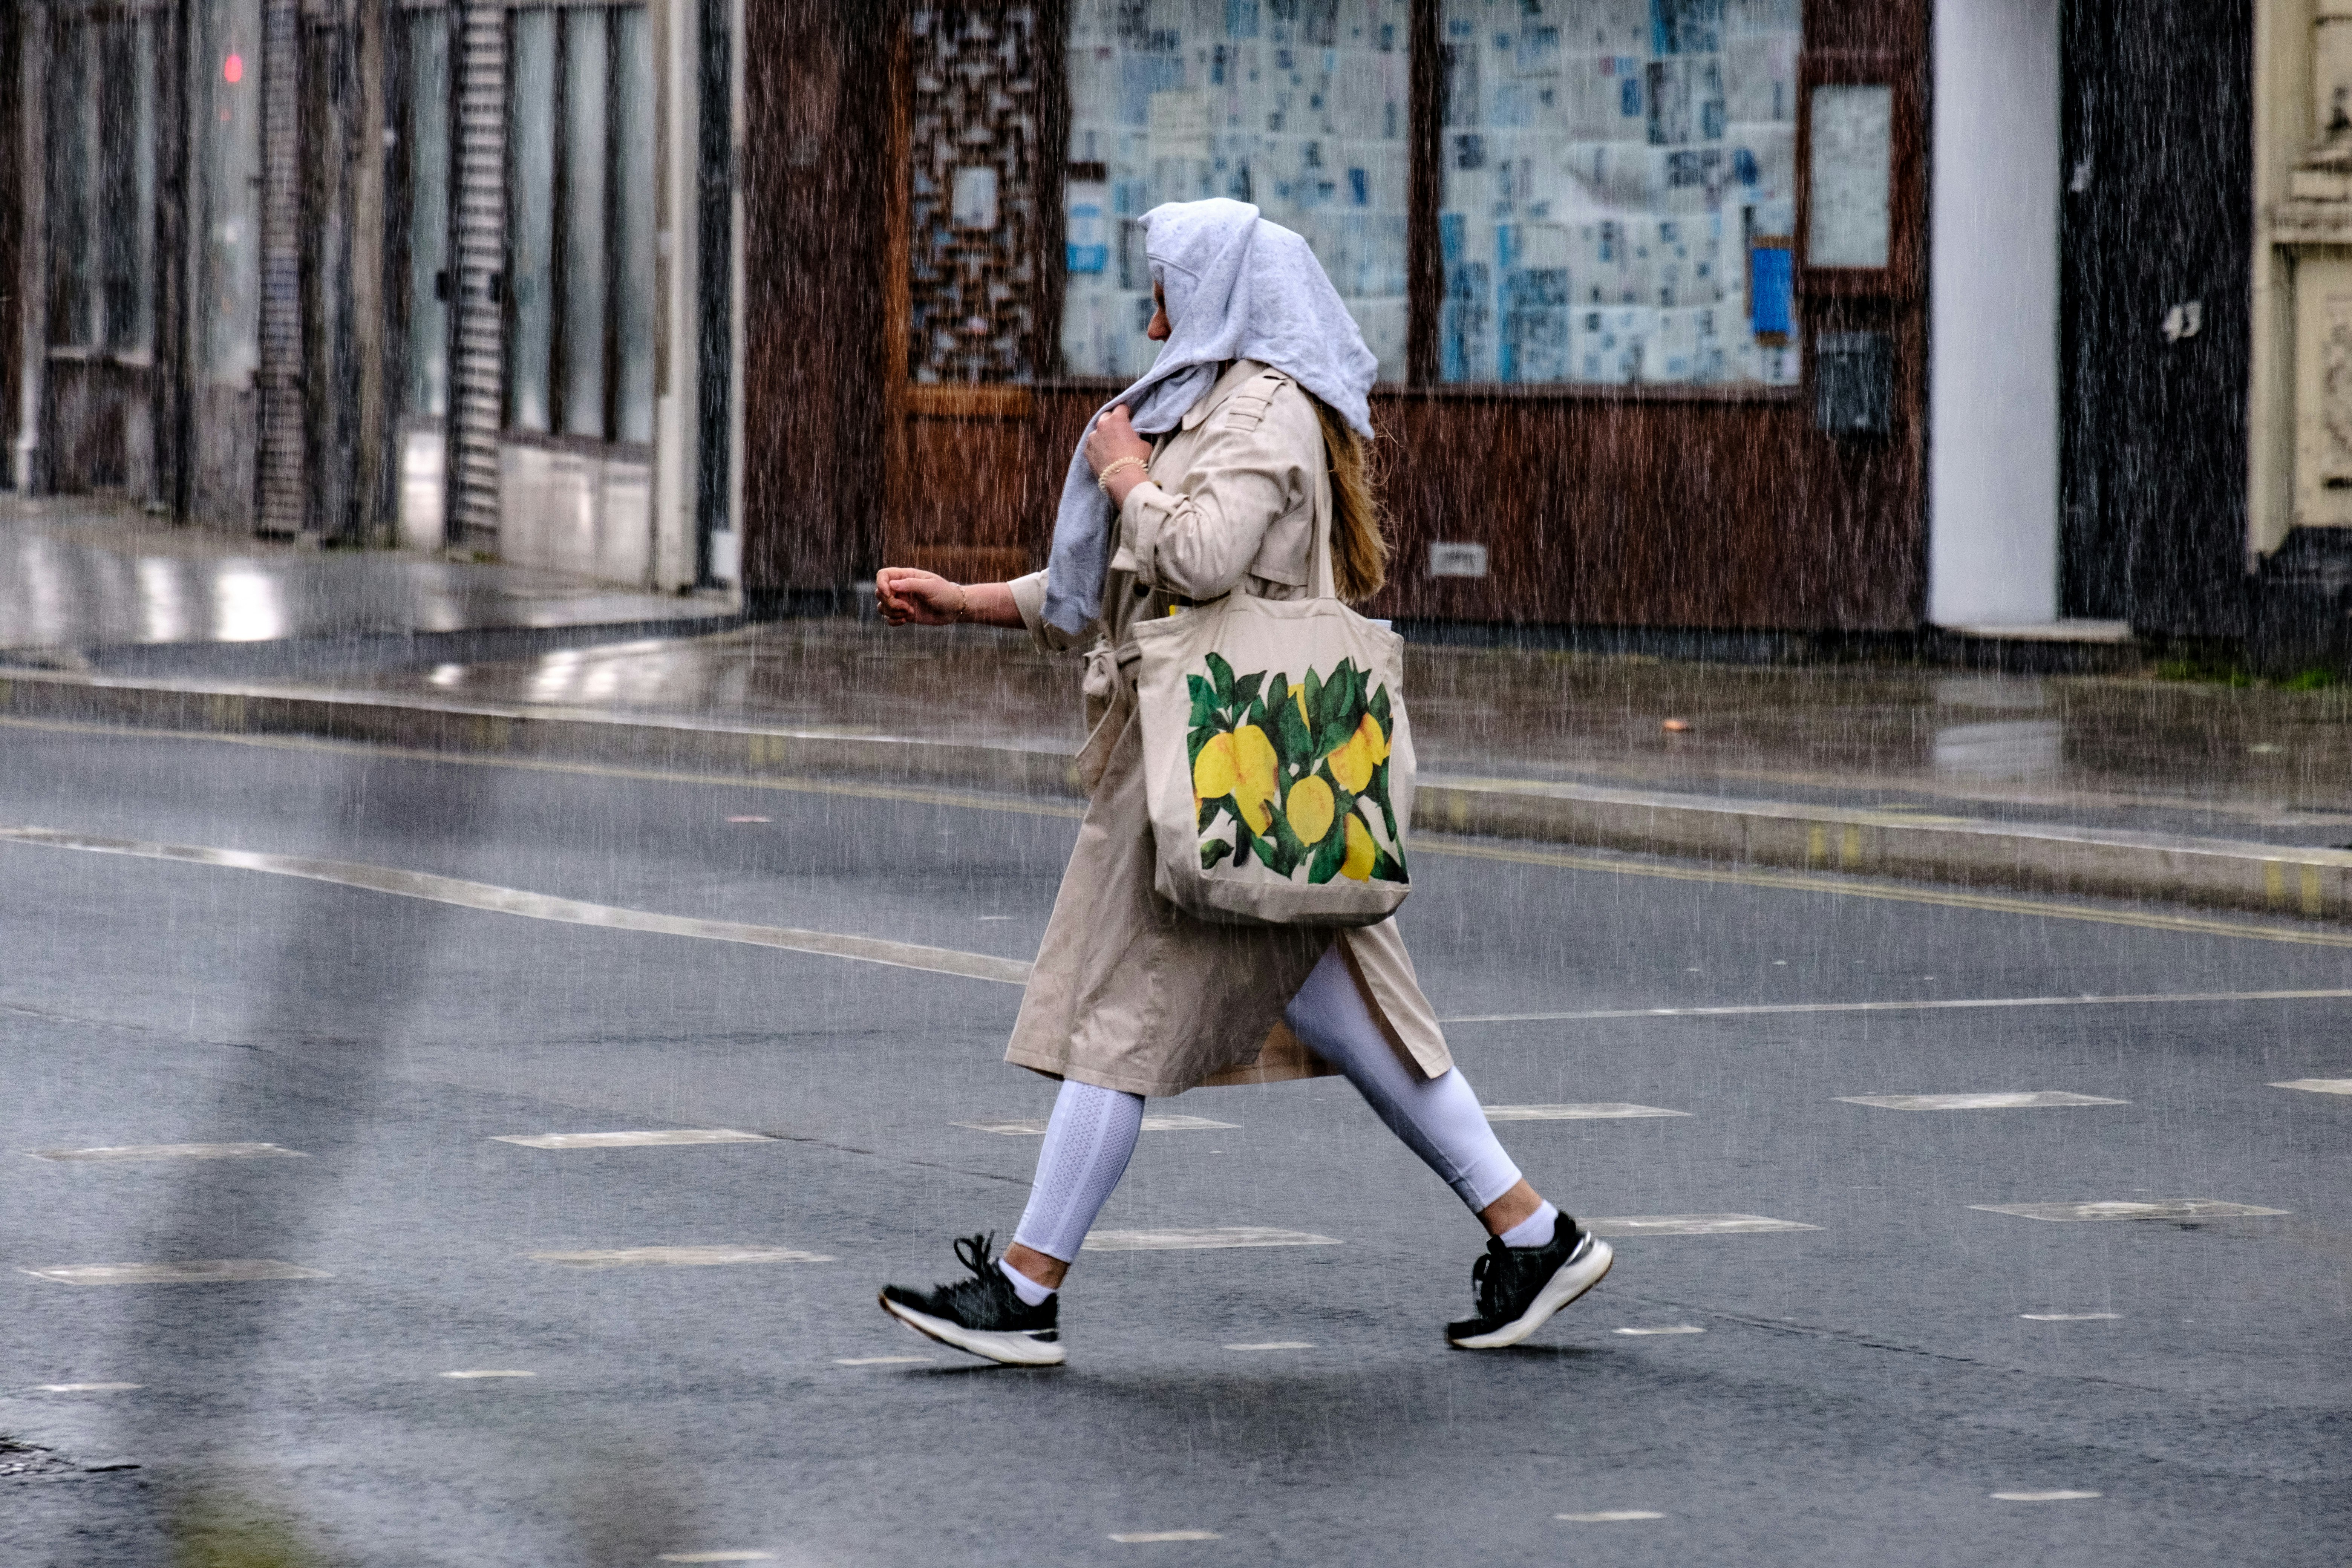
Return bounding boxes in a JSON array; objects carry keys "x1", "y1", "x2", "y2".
[{"x1": 1001, "y1": 359, "x2": 1453, "y2": 1098}]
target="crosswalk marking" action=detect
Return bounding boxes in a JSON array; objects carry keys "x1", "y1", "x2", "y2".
[
  {"x1": 2270, "y1": 1078, "x2": 2352, "y2": 1095},
  {"x1": 25, "y1": 1142, "x2": 307, "y2": 1162},
  {"x1": 1838, "y1": 1092, "x2": 2125, "y2": 1110},
  {"x1": 956, "y1": 1115, "x2": 1237, "y2": 1136},
  {"x1": 1971, "y1": 1200, "x2": 2288, "y2": 1223},
  {"x1": 1583, "y1": 1214, "x2": 1818, "y2": 1237},
  {"x1": 1485, "y1": 1103, "x2": 1689, "y2": 1121},
  {"x1": 1083, "y1": 1228, "x2": 1340, "y2": 1252},
  {"x1": 492, "y1": 1130, "x2": 772, "y2": 1149},
  {"x1": 527, "y1": 1246, "x2": 834, "y2": 1268},
  {"x1": 1613, "y1": 1325, "x2": 1705, "y2": 1335},
  {"x1": 21, "y1": 1260, "x2": 331, "y2": 1285}
]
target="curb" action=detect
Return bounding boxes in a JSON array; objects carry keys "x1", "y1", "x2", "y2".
[{"x1": 5, "y1": 668, "x2": 2347, "y2": 924}]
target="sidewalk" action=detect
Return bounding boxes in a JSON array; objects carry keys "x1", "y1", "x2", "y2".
[
  {"x1": 5, "y1": 612, "x2": 2348, "y2": 923},
  {"x1": 0, "y1": 496, "x2": 734, "y2": 674}
]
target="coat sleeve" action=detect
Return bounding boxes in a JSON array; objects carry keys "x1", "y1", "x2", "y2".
[
  {"x1": 1112, "y1": 378, "x2": 1318, "y2": 601},
  {"x1": 1007, "y1": 569, "x2": 1098, "y2": 654}
]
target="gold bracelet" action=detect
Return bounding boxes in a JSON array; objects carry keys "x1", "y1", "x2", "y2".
[{"x1": 1096, "y1": 456, "x2": 1148, "y2": 493}]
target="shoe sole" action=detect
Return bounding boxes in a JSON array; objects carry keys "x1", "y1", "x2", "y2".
[
  {"x1": 877, "y1": 1291, "x2": 1067, "y2": 1367},
  {"x1": 1446, "y1": 1236, "x2": 1615, "y2": 1350}
]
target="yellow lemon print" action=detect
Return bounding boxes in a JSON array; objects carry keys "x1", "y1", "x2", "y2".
[
  {"x1": 1232, "y1": 724, "x2": 1280, "y2": 835},
  {"x1": 1327, "y1": 714, "x2": 1384, "y2": 794},
  {"x1": 1341, "y1": 813, "x2": 1377, "y2": 881},
  {"x1": 1292, "y1": 684, "x2": 1311, "y2": 728},
  {"x1": 1192, "y1": 731, "x2": 1237, "y2": 804},
  {"x1": 1287, "y1": 775, "x2": 1336, "y2": 845}
]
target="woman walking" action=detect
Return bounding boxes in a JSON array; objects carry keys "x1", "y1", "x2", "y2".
[{"x1": 872, "y1": 198, "x2": 1609, "y2": 1365}]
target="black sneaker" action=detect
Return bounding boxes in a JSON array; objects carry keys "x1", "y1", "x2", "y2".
[
  {"x1": 878, "y1": 1233, "x2": 1066, "y2": 1367},
  {"x1": 1446, "y1": 1219, "x2": 1613, "y2": 1349}
]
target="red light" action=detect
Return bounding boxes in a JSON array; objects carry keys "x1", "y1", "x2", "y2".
[{"x1": 223, "y1": 53, "x2": 243, "y2": 84}]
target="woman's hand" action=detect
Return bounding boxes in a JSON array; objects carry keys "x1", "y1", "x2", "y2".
[
  {"x1": 875, "y1": 568, "x2": 967, "y2": 626},
  {"x1": 1085, "y1": 405, "x2": 1155, "y2": 509},
  {"x1": 1084, "y1": 404, "x2": 1152, "y2": 477}
]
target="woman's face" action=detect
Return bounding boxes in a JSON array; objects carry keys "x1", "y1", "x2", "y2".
[{"x1": 1146, "y1": 281, "x2": 1171, "y2": 341}]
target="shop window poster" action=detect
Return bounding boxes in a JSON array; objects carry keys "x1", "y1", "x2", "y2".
[
  {"x1": 1437, "y1": 0, "x2": 1800, "y2": 386},
  {"x1": 1063, "y1": 0, "x2": 1413, "y2": 381}
]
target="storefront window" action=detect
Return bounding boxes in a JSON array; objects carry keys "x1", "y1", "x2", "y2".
[
  {"x1": 1436, "y1": 0, "x2": 1799, "y2": 386},
  {"x1": 400, "y1": 8, "x2": 451, "y2": 420},
  {"x1": 198, "y1": 0, "x2": 262, "y2": 384},
  {"x1": 46, "y1": 10, "x2": 159, "y2": 355},
  {"x1": 1060, "y1": 0, "x2": 1412, "y2": 383},
  {"x1": 507, "y1": 3, "x2": 656, "y2": 443}
]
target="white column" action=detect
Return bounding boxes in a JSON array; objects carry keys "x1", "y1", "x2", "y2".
[{"x1": 1928, "y1": 0, "x2": 2062, "y2": 628}]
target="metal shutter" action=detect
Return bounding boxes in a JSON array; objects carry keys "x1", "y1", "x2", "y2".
[
  {"x1": 253, "y1": 0, "x2": 304, "y2": 536},
  {"x1": 444, "y1": 0, "x2": 506, "y2": 545}
]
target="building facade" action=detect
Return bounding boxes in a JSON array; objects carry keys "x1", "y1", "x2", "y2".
[
  {"x1": 7, "y1": 2, "x2": 2341, "y2": 657},
  {"x1": 4, "y1": 0, "x2": 743, "y2": 594}
]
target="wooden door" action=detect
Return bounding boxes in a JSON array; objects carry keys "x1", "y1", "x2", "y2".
[{"x1": 884, "y1": 0, "x2": 1068, "y2": 585}]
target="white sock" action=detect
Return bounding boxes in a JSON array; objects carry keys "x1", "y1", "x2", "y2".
[
  {"x1": 1000, "y1": 1256, "x2": 1055, "y2": 1306},
  {"x1": 1499, "y1": 1201, "x2": 1559, "y2": 1250}
]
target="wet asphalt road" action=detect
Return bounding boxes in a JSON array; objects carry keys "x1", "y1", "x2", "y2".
[{"x1": 2, "y1": 719, "x2": 2349, "y2": 1567}]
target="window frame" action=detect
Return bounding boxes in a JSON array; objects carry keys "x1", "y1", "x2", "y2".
[
  {"x1": 1004, "y1": 0, "x2": 1805, "y2": 403},
  {"x1": 501, "y1": 0, "x2": 656, "y2": 453}
]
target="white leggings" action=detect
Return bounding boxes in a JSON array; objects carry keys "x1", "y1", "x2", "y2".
[{"x1": 1011, "y1": 943, "x2": 1524, "y2": 1262}]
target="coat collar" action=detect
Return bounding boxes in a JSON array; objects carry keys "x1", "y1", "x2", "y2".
[{"x1": 1178, "y1": 358, "x2": 1280, "y2": 431}]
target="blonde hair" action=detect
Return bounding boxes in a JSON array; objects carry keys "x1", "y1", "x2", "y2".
[{"x1": 1308, "y1": 395, "x2": 1388, "y2": 603}]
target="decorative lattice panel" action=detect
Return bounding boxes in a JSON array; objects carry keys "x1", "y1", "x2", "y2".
[{"x1": 908, "y1": 5, "x2": 1039, "y2": 384}]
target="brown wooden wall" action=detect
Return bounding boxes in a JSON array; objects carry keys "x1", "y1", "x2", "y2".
[{"x1": 744, "y1": 0, "x2": 1931, "y2": 632}]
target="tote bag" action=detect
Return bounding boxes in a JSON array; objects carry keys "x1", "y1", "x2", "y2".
[{"x1": 1130, "y1": 475, "x2": 1415, "y2": 928}]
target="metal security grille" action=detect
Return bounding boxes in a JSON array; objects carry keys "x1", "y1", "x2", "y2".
[
  {"x1": 907, "y1": 4, "x2": 1039, "y2": 384},
  {"x1": 253, "y1": 0, "x2": 304, "y2": 535},
  {"x1": 445, "y1": 0, "x2": 508, "y2": 543}
]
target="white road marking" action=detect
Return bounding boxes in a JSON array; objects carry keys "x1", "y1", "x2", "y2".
[
  {"x1": 1583, "y1": 1214, "x2": 1818, "y2": 1237},
  {"x1": 956, "y1": 1115, "x2": 1238, "y2": 1136},
  {"x1": 1971, "y1": 1200, "x2": 2289, "y2": 1223},
  {"x1": 1083, "y1": 1228, "x2": 1340, "y2": 1252},
  {"x1": 1444, "y1": 988, "x2": 2352, "y2": 1024},
  {"x1": 724, "y1": 815, "x2": 772, "y2": 824},
  {"x1": 1557, "y1": 1511, "x2": 1664, "y2": 1523},
  {"x1": 1484, "y1": 1103, "x2": 1689, "y2": 1121},
  {"x1": 2021, "y1": 1313, "x2": 2121, "y2": 1322},
  {"x1": 1613, "y1": 1325, "x2": 1705, "y2": 1335},
  {"x1": 1109, "y1": 1531, "x2": 1222, "y2": 1544},
  {"x1": 35, "y1": 1383, "x2": 142, "y2": 1392},
  {"x1": 492, "y1": 1129, "x2": 772, "y2": 1149},
  {"x1": 1991, "y1": 1491, "x2": 2101, "y2": 1502},
  {"x1": 2271, "y1": 1078, "x2": 2352, "y2": 1095},
  {"x1": 1224, "y1": 1341, "x2": 1315, "y2": 1351},
  {"x1": 25, "y1": 1142, "x2": 307, "y2": 1162},
  {"x1": 1838, "y1": 1092, "x2": 2125, "y2": 1110},
  {"x1": 527, "y1": 1246, "x2": 834, "y2": 1268},
  {"x1": 834, "y1": 1355, "x2": 931, "y2": 1366},
  {"x1": 0, "y1": 827, "x2": 1031, "y2": 986},
  {"x1": 658, "y1": 1554, "x2": 779, "y2": 1563},
  {"x1": 440, "y1": 1370, "x2": 535, "y2": 1379},
  {"x1": 21, "y1": 1260, "x2": 331, "y2": 1285}
]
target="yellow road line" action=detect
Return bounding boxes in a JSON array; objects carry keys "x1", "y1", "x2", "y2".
[
  {"x1": 8, "y1": 713, "x2": 2351, "y2": 949},
  {"x1": 0, "y1": 826, "x2": 1031, "y2": 985}
]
